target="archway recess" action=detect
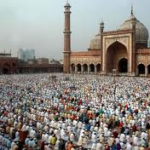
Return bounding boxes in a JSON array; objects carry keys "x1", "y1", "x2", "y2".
[
  {"x1": 138, "y1": 64, "x2": 145, "y2": 75},
  {"x1": 89, "y1": 64, "x2": 94, "y2": 73},
  {"x1": 148, "y1": 65, "x2": 150, "y2": 74},
  {"x1": 83, "y1": 64, "x2": 88, "y2": 72},
  {"x1": 2, "y1": 63, "x2": 10, "y2": 74},
  {"x1": 118, "y1": 58, "x2": 128, "y2": 73},
  {"x1": 77, "y1": 64, "x2": 81, "y2": 72},
  {"x1": 2, "y1": 68, "x2": 8, "y2": 74},
  {"x1": 71, "y1": 64, "x2": 75, "y2": 73},
  {"x1": 96, "y1": 64, "x2": 101, "y2": 73},
  {"x1": 106, "y1": 41, "x2": 128, "y2": 73}
]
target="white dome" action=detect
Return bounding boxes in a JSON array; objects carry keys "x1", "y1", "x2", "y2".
[
  {"x1": 119, "y1": 14, "x2": 149, "y2": 44},
  {"x1": 90, "y1": 34, "x2": 101, "y2": 49}
]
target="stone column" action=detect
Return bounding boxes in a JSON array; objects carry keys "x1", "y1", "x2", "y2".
[
  {"x1": 145, "y1": 66, "x2": 148, "y2": 77},
  {"x1": 88, "y1": 65, "x2": 90, "y2": 74},
  {"x1": 81, "y1": 65, "x2": 83, "y2": 74},
  {"x1": 70, "y1": 66, "x2": 72, "y2": 73},
  {"x1": 75, "y1": 65, "x2": 77, "y2": 73},
  {"x1": 94, "y1": 65, "x2": 97, "y2": 74},
  {"x1": 136, "y1": 67, "x2": 139, "y2": 76}
]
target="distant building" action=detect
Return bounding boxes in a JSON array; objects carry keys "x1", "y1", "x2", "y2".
[
  {"x1": 59, "y1": 59, "x2": 63, "y2": 64},
  {"x1": 28, "y1": 59, "x2": 37, "y2": 65},
  {"x1": 49, "y1": 58, "x2": 60, "y2": 64},
  {"x1": 18, "y1": 49, "x2": 35, "y2": 62},
  {"x1": 37, "y1": 58, "x2": 49, "y2": 64},
  {"x1": 19, "y1": 63, "x2": 63, "y2": 74},
  {"x1": 0, "y1": 52, "x2": 18, "y2": 74}
]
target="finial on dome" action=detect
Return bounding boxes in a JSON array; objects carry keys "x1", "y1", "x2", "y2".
[
  {"x1": 65, "y1": 0, "x2": 70, "y2": 7},
  {"x1": 130, "y1": 4, "x2": 136, "y2": 21},
  {"x1": 131, "y1": 4, "x2": 134, "y2": 16}
]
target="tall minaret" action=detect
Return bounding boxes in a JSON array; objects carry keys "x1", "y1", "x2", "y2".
[
  {"x1": 63, "y1": 1, "x2": 71, "y2": 73},
  {"x1": 131, "y1": 6, "x2": 136, "y2": 75}
]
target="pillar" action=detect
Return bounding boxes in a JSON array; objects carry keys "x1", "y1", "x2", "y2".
[
  {"x1": 95, "y1": 65, "x2": 97, "y2": 74},
  {"x1": 88, "y1": 65, "x2": 90, "y2": 74},
  {"x1": 81, "y1": 65, "x2": 83, "y2": 74},
  {"x1": 63, "y1": 2, "x2": 71, "y2": 73},
  {"x1": 70, "y1": 66, "x2": 72, "y2": 73},
  {"x1": 75, "y1": 65, "x2": 77, "y2": 73},
  {"x1": 136, "y1": 67, "x2": 139, "y2": 76},
  {"x1": 145, "y1": 66, "x2": 148, "y2": 77}
]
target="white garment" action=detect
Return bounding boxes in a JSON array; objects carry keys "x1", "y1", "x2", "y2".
[
  {"x1": 96, "y1": 143, "x2": 103, "y2": 150},
  {"x1": 126, "y1": 142, "x2": 132, "y2": 150}
]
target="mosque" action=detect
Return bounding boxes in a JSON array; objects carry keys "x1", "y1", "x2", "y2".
[{"x1": 63, "y1": 2, "x2": 150, "y2": 76}]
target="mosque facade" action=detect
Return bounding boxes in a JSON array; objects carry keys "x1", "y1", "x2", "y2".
[{"x1": 63, "y1": 2, "x2": 150, "y2": 76}]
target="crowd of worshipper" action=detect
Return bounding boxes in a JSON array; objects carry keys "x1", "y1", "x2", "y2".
[{"x1": 0, "y1": 73, "x2": 150, "y2": 150}]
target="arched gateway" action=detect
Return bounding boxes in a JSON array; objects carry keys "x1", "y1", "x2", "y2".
[{"x1": 106, "y1": 41, "x2": 128, "y2": 73}]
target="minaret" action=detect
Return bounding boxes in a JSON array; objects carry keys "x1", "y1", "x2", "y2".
[
  {"x1": 131, "y1": 5, "x2": 136, "y2": 75},
  {"x1": 100, "y1": 21, "x2": 104, "y2": 73},
  {"x1": 63, "y1": 1, "x2": 71, "y2": 73},
  {"x1": 100, "y1": 21, "x2": 104, "y2": 50}
]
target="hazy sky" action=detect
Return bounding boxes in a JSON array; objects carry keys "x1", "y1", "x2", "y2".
[{"x1": 0, "y1": 0, "x2": 149, "y2": 59}]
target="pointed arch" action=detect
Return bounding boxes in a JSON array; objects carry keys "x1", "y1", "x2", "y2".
[
  {"x1": 89, "y1": 64, "x2": 95, "y2": 73},
  {"x1": 77, "y1": 64, "x2": 81, "y2": 72},
  {"x1": 83, "y1": 64, "x2": 88, "y2": 72},
  {"x1": 96, "y1": 64, "x2": 101, "y2": 73},
  {"x1": 106, "y1": 41, "x2": 128, "y2": 73},
  {"x1": 148, "y1": 64, "x2": 150, "y2": 75},
  {"x1": 138, "y1": 64, "x2": 145, "y2": 75},
  {"x1": 71, "y1": 64, "x2": 75, "y2": 73}
]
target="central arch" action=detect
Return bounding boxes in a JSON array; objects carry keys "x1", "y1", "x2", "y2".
[
  {"x1": 106, "y1": 41, "x2": 128, "y2": 73},
  {"x1": 118, "y1": 58, "x2": 128, "y2": 73}
]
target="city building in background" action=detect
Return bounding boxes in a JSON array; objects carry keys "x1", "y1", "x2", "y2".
[
  {"x1": 37, "y1": 58, "x2": 49, "y2": 64},
  {"x1": 18, "y1": 48, "x2": 35, "y2": 62},
  {"x1": 49, "y1": 58, "x2": 60, "y2": 64}
]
